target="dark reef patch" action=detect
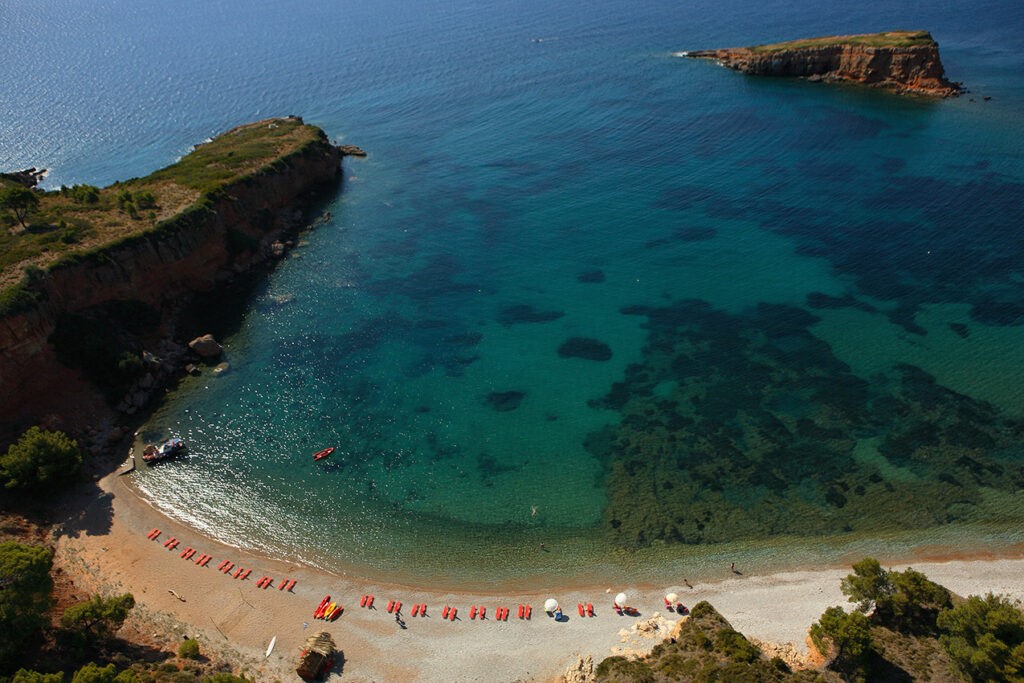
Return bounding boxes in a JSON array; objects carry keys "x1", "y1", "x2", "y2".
[
  {"x1": 645, "y1": 225, "x2": 717, "y2": 249},
  {"x1": 498, "y1": 304, "x2": 565, "y2": 326},
  {"x1": 669, "y1": 156, "x2": 1024, "y2": 334},
  {"x1": 970, "y1": 300, "x2": 1024, "y2": 326},
  {"x1": 948, "y1": 322, "x2": 969, "y2": 339},
  {"x1": 578, "y1": 270, "x2": 605, "y2": 283},
  {"x1": 806, "y1": 291, "x2": 877, "y2": 313},
  {"x1": 485, "y1": 390, "x2": 526, "y2": 412},
  {"x1": 558, "y1": 337, "x2": 613, "y2": 361},
  {"x1": 589, "y1": 299, "x2": 1024, "y2": 549},
  {"x1": 365, "y1": 254, "x2": 483, "y2": 302}
]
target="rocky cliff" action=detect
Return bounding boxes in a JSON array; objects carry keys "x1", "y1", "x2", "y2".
[
  {"x1": 0, "y1": 118, "x2": 343, "y2": 442},
  {"x1": 686, "y1": 30, "x2": 960, "y2": 97}
]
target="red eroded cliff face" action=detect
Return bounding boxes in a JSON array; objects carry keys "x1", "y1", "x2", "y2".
[
  {"x1": 687, "y1": 41, "x2": 960, "y2": 97},
  {"x1": 0, "y1": 132, "x2": 342, "y2": 438}
]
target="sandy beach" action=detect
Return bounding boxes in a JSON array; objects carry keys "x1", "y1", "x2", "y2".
[{"x1": 52, "y1": 467, "x2": 1024, "y2": 682}]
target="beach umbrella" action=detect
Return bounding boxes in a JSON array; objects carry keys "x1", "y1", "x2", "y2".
[
  {"x1": 544, "y1": 598, "x2": 558, "y2": 612},
  {"x1": 666, "y1": 592, "x2": 679, "y2": 603},
  {"x1": 615, "y1": 592, "x2": 628, "y2": 606}
]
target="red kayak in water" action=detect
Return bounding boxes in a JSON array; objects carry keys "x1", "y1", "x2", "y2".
[{"x1": 312, "y1": 447, "x2": 335, "y2": 461}]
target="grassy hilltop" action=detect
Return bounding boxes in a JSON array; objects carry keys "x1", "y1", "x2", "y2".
[
  {"x1": 0, "y1": 118, "x2": 325, "y2": 298},
  {"x1": 749, "y1": 30, "x2": 937, "y2": 53}
]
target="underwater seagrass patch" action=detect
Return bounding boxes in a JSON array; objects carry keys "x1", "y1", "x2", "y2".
[{"x1": 588, "y1": 299, "x2": 1024, "y2": 548}]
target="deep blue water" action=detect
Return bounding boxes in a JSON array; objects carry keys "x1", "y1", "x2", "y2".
[{"x1": 4, "y1": 0, "x2": 1024, "y2": 585}]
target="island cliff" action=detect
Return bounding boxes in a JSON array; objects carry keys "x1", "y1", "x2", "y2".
[
  {"x1": 0, "y1": 117, "x2": 344, "y2": 443},
  {"x1": 685, "y1": 30, "x2": 960, "y2": 97}
]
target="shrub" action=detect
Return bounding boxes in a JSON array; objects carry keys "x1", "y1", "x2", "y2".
[
  {"x1": 133, "y1": 190, "x2": 156, "y2": 209},
  {"x1": 593, "y1": 656, "x2": 655, "y2": 683},
  {"x1": 71, "y1": 662, "x2": 119, "y2": 683},
  {"x1": 0, "y1": 426, "x2": 82, "y2": 491},
  {"x1": 11, "y1": 670, "x2": 64, "y2": 683},
  {"x1": 62, "y1": 593, "x2": 135, "y2": 639},
  {"x1": 713, "y1": 627, "x2": 762, "y2": 663},
  {"x1": 67, "y1": 185, "x2": 100, "y2": 204},
  {"x1": 179, "y1": 638, "x2": 201, "y2": 660},
  {"x1": 0, "y1": 542, "x2": 53, "y2": 667}
]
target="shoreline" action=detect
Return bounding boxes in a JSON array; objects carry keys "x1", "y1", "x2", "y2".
[{"x1": 52, "y1": 466, "x2": 1024, "y2": 682}]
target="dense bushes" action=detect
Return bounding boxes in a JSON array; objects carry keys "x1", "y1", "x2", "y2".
[
  {"x1": 0, "y1": 427, "x2": 82, "y2": 492},
  {"x1": 938, "y1": 592, "x2": 1024, "y2": 681},
  {"x1": 840, "y1": 557, "x2": 951, "y2": 633},
  {"x1": 810, "y1": 606, "x2": 872, "y2": 680},
  {"x1": 0, "y1": 542, "x2": 53, "y2": 667},
  {"x1": 177, "y1": 639, "x2": 200, "y2": 660},
  {"x1": 62, "y1": 594, "x2": 136, "y2": 640}
]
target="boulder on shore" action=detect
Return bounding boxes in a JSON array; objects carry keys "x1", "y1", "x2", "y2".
[{"x1": 188, "y1": 334, "x2": 223, "y2": 359}]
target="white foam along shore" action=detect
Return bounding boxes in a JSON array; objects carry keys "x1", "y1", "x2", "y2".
[{"x1": 53, "y1": 469, "x2": 1024, "y2": 682}]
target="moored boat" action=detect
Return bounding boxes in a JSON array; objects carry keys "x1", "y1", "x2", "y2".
[{"x1": 142, "y1": 437, "x2": 185, "y2": 463}]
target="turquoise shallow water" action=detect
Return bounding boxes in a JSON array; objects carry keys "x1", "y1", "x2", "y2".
[{"x1": 5, "y1": 0, "x2": 1024, "y2": 585}]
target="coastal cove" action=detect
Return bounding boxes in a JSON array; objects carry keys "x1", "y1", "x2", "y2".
[
  {"x1": 55, "y1": 469, "x2": 1024, "y2": 681},
  {"x1": 3, "y1": 0, "x2": 1024, "y2": 676}
]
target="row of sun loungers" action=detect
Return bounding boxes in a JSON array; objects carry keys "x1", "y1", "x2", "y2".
[
  {"x1": 146, "y1": 528, "x2": 671, "y2": 626},
  {"x1": 147, "y1": 528, "x2": 296, "y2": 591}
]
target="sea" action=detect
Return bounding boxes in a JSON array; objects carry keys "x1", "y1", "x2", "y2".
[{"x1": 3, "y1": 0, "x2": 1024, "y2": 589}]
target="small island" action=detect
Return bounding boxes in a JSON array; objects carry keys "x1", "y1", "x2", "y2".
[{"x1": 684, "y1": 30, "x2": 961, "y2": 97}]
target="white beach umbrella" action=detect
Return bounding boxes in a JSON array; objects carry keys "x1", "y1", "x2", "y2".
[
  {"x1": 666, "y1": 592, "x2": 679, "y2": 603},
  {"x1": 544, "y1": 598, "x2": 558, "y2": 612},
  {"x1": 615, "y1": 592, "x2": 628, "y2": 606}
]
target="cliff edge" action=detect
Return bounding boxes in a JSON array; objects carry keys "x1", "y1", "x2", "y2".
[
  {"x1": 0, "y1": 117, "x2": 344, "y2": 441},
  {"x1": 685, "y1": 30, "x2": 960, "y2": 97}
]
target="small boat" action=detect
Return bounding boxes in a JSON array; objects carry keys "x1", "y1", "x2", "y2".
[
  {"x1": 312, "y1": 447, "x2": 335, "y2": 462},
  {"x1": 266, "y1": 635, "x2": 277, "y2": 658},
  {"x1": 142, "y1": 437, "x2": 186, "y2": 463}
]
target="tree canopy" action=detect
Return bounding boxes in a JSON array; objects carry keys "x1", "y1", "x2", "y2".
[
  {"x1": 0, "y1": 185, "x2": 40, "y2": 230},
  {"x1": 70, "y1": 662, "x2": 119, "y2": 683},
  {"x1": 1, "y1": 426, "x2": 83, "y2": 492},
  {"x1": 810, "y1": 606, "x2": 872, "y2": 681},
  {"x1": 0, "y1": 542, "x2": 54, "y2": 667},
  {"x1": 937, "y1": 592, "x2": 1024, "y2": 682},
  {"x1": 840, "y1": 557, "x2": 951, "y2": 633},
  {"x1": 61, "y1": 593, "x2": 135, "y2": 640},
  {"x1": 11, "y1": 670, "x2": 64, "y2": 683}
]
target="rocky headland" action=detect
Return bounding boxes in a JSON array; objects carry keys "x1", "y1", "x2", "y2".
[
  {"x1": 0, "y1": 117, "x2": 347, "y2": 447},
  {"x1": 684, "y1": 30, "x2": 961, "y2": 97}
]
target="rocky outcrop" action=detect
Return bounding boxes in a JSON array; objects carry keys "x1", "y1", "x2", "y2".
[
  {"x1": 686, "y1": 31, "x2": 960, "y2": 97},
  {"x1": 188, "y1": 334, "x2": 223, "y2": 359},
  {"x1": 0, "y1": 118, "x2": 343, "y2": 441}
]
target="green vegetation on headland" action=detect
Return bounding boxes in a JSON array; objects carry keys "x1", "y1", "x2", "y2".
[
  {"x1": 0, "y1": 117, "x2": 328, "y2": 311},
  {"x1": 748, "y1": 30, "x2": 937, "y2": 53},
  {"x1": 595, "y1": 557, "x2": 1024, "y2": 683},
  {"x1": 0, "y1": 538, "x2": 252, "y2": 682}
]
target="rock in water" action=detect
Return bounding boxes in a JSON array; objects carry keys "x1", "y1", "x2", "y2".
[{"x1": 188, "y1": 334, "x2": 223, "y2": 359}]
